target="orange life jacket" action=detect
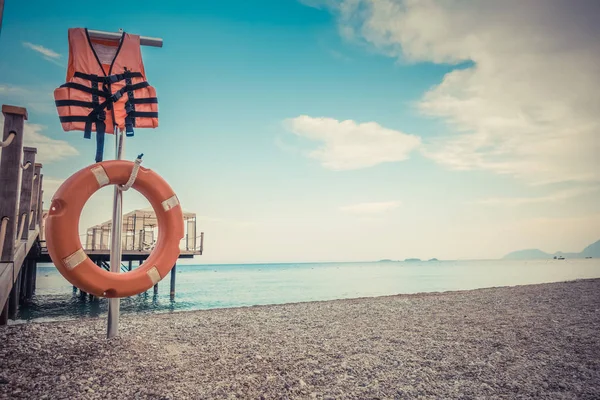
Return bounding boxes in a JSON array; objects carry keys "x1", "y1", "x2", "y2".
[{"x1": 54, "y1": 28, "x2": 158, "y2": 162}]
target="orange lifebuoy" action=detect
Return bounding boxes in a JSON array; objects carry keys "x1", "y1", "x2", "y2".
[{"x1": 45, "y1": 160, "x2": 184, "y2": 298}]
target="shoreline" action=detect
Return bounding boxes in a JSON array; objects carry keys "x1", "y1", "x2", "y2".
[
  {"x1": 2, "y1": 279, "x2": 600, "y2": 398},
  {"x1": 14, "y1": 277, "x2": 600, "y2": 326}
]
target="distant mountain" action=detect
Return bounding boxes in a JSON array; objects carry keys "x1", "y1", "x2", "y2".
[
  {"x1": 503, "y1": 249, "x2": 551, "y2": 260},
  {"x1": 404, "y1": 258, "x2": 421, "y2": 262},
  {"x1": 503, "y1": 239, "x2": 600, "y2": 260},
  {"x1": 581, "y1": 240, "x2": 600, "y2": 258}
]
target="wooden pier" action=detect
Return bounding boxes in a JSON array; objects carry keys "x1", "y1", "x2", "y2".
[{"x1": 0, "y1": 105, "x2": 204, "y2": 325}]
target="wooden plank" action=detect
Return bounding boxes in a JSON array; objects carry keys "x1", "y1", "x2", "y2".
[
  {"x1": 0, "y1": 107, "x2": 26, "y2": 261},
  {"x1": 18, "y1": 147, "x2": 36, "y2": 240}
]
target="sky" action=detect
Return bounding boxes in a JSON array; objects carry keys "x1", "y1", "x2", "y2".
[{"x1": 0, "y1": 0, "x2": 599, "y2": 263}]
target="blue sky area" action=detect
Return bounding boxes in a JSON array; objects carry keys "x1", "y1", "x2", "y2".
[{"x1": 0, "y1": 0, "x2": 598, "y2": 263}]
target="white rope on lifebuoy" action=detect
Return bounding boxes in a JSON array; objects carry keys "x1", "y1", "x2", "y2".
[
  {"x1": 21, "y1": 161, "x2": 31, "y2": 170},
  {"x1": 0, "y1": 132, "x2": 16, "y2": 148},
  {"x1": 118, "y1": 154, "x2": 143, "y2": 192}
]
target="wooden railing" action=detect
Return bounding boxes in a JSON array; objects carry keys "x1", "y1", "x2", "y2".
[{"x1": 0, "y1": 105, "x2": 45, "y2": 324}]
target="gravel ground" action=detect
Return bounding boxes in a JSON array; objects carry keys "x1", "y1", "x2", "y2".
[{"x1": 1, "y1": 279, "x2": 599, "y2": 399}]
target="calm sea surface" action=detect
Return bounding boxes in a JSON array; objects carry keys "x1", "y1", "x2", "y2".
[{"x1": 13, "y1": 258, "x2": 600, "y2": 323}]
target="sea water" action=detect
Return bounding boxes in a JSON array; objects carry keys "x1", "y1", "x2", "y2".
[{"x1": 14, "y1": 258, "x2": 600, "y2": 323}]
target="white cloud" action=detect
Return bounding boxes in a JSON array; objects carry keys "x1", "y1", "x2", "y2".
[
  {"x1": 284, "y1": 115, "x2": 421, "y2": 170},
  {"x1": 0, "y1": 84, "x2": 56, "y2": 114},
  {"x1": 340, "y1": 200, "x2": 401, "y2": 214},
  {"x1": 22, "y1": 42, "x2": 61, "y2": 59},
  {"x1": 310, "y1": 0, "x2": 600, "y2": 185},
  {"x1": 197, "y1": 215, "x2": 256, "y2": 229},
  {"x1": 0, "y1": 84, "x2": 28, "y2": 95},
  {"x1": 0, "y1": 115, "x2": 78, "y2": 163},
  {"x1": 41, "y1": 178, "x2": 65, "y2": 204},
  {"x1": 472, "y1": 187, "x2": 599, "y2": 206},
  {"x1": 328, "y1": 49, "x2": 352, "y2": 61}
]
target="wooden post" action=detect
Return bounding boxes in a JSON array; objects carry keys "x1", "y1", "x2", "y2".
[
  {"x1": 37, "y1": 179, "x2": 43, "y2": 227},
  {"x1": 91, "y1": 227, "x2": 97, "y2": 250},
  {"x1": 170, "y1": 264, "x2": 176, "y2": 299},
  {"x1": 0, "y1": 105, "x2": 27, "y2": 262},
  {"x1": 30, "y1": 163, "x2": 42, "y2": 230},
  {"x1": 153, "y1": 283, "x2": 158, "y2": 295},
  {"x1": 128, "y1": 260, "x2": 132, "y2": 271},
  {"x1": 18, "y1": 147, "x2": 36, "y2": 240}
]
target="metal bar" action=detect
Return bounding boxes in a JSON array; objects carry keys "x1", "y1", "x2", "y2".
[
  {"x1": 107, "y1": 127, "x2": 125, "y2": 339},
  {"x1": 0, "y1": 0, "x2": 5, "y2": 38},
  {"x1": 87, "y1": 29, "x2": 163, "y2": 48}
]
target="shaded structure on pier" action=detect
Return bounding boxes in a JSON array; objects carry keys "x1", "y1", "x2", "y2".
[
  {"x1": 37, "y1": 207, "x2": 203, "y2": 299},
  {"x1": 84, "y1": 208, "x2": 200, "y2": 254}
]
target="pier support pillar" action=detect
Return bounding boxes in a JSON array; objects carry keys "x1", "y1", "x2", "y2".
[
  {"x1": 0, "y1": 302, "x2": 7, "y2": 325},
  {"x1": 170, "y1": 264, "x2": 176, "y2": 299},
  {"x1": 32, "y1": 255, "x2": 37, "y2": 292},
  {"x1": 8, "y1": 270, "x2": 21, "y2": 319},
  {"x1": 26, "y1": 259, "x2": 36, "y2": 299},
  {"x1": 19, "y1": 261, "x2": 28, "y2": 304},
  {"x1": 154, "y1": 283, "x2": 159, "y2": 296}
]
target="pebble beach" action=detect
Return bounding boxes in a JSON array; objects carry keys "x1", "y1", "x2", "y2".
[{"x1": 1, "y1": 279, "x2": 599, "y2": 399}]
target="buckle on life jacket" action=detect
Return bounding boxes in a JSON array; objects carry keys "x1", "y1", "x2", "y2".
[
  {"x1": 108, "y1": 74, "x2": 120, "y2": 84},
  {"x1": 96, "y1": 110, "x2": 106, "y2": 121},
  {"x1": 111, "y1": 91, "x2": 123, "y2": 102},
  {"x1": 125, "y1": 124, "x2": 135, "y2": 137}
]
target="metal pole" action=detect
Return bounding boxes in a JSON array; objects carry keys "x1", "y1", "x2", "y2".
[
  {"x1": 0, "y1": 0, "x2": 5, "y2": 37},
  {"x1": 107, "y1": 127, "x2": 125, "y2": 339},
  {"x1": 87, "y1": 29, "x2": 163, "y2": 48}
]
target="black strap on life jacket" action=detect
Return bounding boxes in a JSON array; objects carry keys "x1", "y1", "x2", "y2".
[
  {"x1": 56, "y1": 73, "x2": 158, "y2": 162},
  {"x1": 88, "y1": 75, "x2": 106, "y2": 163},
  {"x1": 124, "y1": 68, "x2": 136, "y2": 137}
]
